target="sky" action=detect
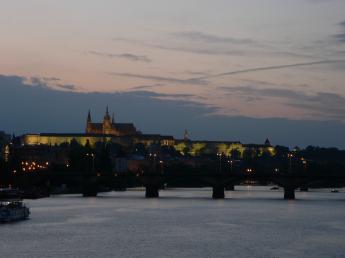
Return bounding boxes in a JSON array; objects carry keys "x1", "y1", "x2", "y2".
[{"x1": 1, "y1": 0, "x2": 345, "y2": 148}]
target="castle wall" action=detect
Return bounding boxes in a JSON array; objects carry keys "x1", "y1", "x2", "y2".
[
  {"x1": 174, "y1": 140, "x2": 275, "y2": 158},
  {"x1": 22, "y1": 134, "x2": 114, "y2": 147}
]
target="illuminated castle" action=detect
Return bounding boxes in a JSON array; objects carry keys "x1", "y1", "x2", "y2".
[
  {"x1": 19, "y1": 108, "x2": 274, "y2": 158},
  {"x1": 86, "y1": 107, "x2": 138, "y2": 136}
]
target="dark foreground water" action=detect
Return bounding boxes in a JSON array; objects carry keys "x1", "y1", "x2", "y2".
[{"x1": 1, "y1": 187, "x2": 345, "y2": 258}]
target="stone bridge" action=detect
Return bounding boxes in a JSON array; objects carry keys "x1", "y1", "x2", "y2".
[{"x1": 80, "y1": 172, "x2": 345, "y2": 200}]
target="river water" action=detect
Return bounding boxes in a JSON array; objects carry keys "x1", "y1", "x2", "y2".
[{"x1": 1, "y1": 187, "x2": 345, "y2": 258}]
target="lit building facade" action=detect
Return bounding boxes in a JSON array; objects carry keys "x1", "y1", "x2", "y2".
[
  {"x1": 20, "y1": 108, "x2": 175, "y2": 148},
  {"x1": 19, "y1": 108, "x2": 276, "y2": 159}
]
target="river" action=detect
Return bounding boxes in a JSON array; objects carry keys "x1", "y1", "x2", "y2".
[{"x1": 1, "y1": 187, "x2": 345, "y2": 258}]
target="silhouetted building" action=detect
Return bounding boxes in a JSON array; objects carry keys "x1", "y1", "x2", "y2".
[
  {"x1": 265, "y1": 138, "x2": 272, "y2": 146},
  {"x1": 0, "y1": 131, "x2": 11, "y2": 161}
]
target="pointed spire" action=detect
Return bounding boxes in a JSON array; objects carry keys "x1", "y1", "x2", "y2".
[
  {"x1": 104, "y1": 106, "x2": 111, "y2": 121},
  {"x1": 184, "y1": 129, "x2": 189, "y2": 141},
  {"x1": 265, "y1": 138, "x2": 271, "y2": 146},
  {"x1": 112, "y1": 112, "x2": 115, "y2": 124},
  {"x1": 87, "y1": 109, "x2": 92, "y2": 123}
]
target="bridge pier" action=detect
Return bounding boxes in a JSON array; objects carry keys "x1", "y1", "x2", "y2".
[
  {"x1": 225, "y1": 184, "x2": 235, "y2": 191},
  {"x1": 284, "y1": 187, "x2": 295, "y2": 200},
  {"x1": 82, "y1": 178, "x2": 98, "y2": 197},
  {"x1": 300, "y1": 186, "x2": 308, "y2": 192},
  {"x1": 145, "y1": 185, "x2": 159, "y2": 198},
  {"x1": 212, "y1": 186, "x2": 225, "y2": 199},
  {"x1": 82, "y1": 189, "x2": 98, "y2": 197}
]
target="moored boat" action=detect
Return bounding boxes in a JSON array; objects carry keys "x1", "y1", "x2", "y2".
[{"x1": 0, "y1": 189, "x2": 30, "y2": 222}]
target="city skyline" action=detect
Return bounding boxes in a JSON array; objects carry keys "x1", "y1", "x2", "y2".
[
  {"x1": 1, "y1": 74, "x2": 345, "y2": 149},
  {"x1": 1, "y1": 0, "x2": 345, "y2": 147},
  {"x1": 2, "y1": 2, "x2": 345, "y2": 257}
]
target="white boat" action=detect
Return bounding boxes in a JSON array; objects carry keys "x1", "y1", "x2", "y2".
[{"x1": 0, "y1": 189, "x2": 30, "y2": 222}]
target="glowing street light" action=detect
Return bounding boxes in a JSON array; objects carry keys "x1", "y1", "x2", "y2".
[
  {"x1": 301, "y1": 158, "x2": 307, "y2": 173},
  {"x1": 86, "y1": 153, "x2": 95, "y2": 173},
  {"x1": 228, "y1": 160, "x2": 233, "y2": 174},
  {"x1": 149, "y1": 153, "x2": 157, "y2": 173},
  {"x1": 246, "y1": 168, "x2": 253, "y2": 173},
  {"x1": 159, "y1": 160, "x2": 164, "y2": 174},
  {"x1": 217, "y1": 153, "x2": 222, "y2": 173},
  {"x1": 288, "y1": 153, "x2": 294, "y2": 173}
]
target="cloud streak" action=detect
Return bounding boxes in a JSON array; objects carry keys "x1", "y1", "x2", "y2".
[
  {"x1": 112, "y1": 37, "x2": 244, "y2": 56},
  {"x1": 173, "y1": 31, "x2": 255, "y2": 45},
  {"x1": 220, "y1": 85, "x2": 345, "y2": 120},
  {"x1": 335, "y1": 34, "x2": 345, "y2": 43},
  {"x1": 24, "y1": 77, "x2": 78, "y2": 91},
  {"x1": 334, "y1": 20, "x2": 345, "y2": 43},
  {"x1": 109, "y1": 72, "x2": 209, "y2": 85},
  {"x1": 55, "y1": 84, "x2": 76, "y2": 90},
  {"x1": 88, "y1": 50, "x2": 152, "y2": 63},
  {"x1": 112, "y1": 36, "x2": 324, "y2": 59},
  {"x1": 194, "y1": 60, "x2": 345, "y2": 80},
  {"x1": 108, "y1": 59, "x2": 345, "y2": 91}
]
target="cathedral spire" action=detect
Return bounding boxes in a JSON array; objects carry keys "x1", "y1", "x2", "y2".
[
  {"x1": 184, "y1": 129, "x2": 189, "y2": 141},
  {"x1": 87, "y1": 109, "x2": 92, "y2": 123},
  {"x1": 86, "y1": 109, "x2": 92, "y2": 134},
  {"x1": 104, "y1": 106, "x2": 111, "y2": 122},
  {"x1": 265, "y1": 138, "x2": 271, "y2": 146}
]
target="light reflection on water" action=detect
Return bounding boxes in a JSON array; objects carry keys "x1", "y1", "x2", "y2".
[{"x1": 1, "y1": 187, "x2": 345, "y2": 258}]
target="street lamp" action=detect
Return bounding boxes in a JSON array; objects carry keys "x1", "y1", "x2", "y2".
[
  {"x1": 149, "y1": 153, "x2": 157, "y2": 161},
  {"x1": 86, "y1": 153, "x2": 95, "y2": 173},
  {"x1": 149, "y1": 153, "x2": 157, "y2": 173},
  {"x1": 246, "y1": 168, "x2": 253, "y2": 173},
  {"x1": 228, "y1": 160, "x2": 233, "y2": 174},
  {"x1": 217, "y1": 153, "x2": 222, "y2": 173},
  {"x1": 159, "y1": 160, "x2": 164, "y2": 174},
  {"x1": 301, "y1": 158, "x2": 307, "y2": 173},
  {"x1": 287, "y1": 153, "x2": 293, "y2": 173}
]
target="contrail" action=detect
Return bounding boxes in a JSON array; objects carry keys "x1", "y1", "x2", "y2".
[
  {"x1": 193, "y1": 60, "x2": 345, "y2": 80},
  {"x1": 110, "y1": 59, "x2": 345, "y2": 86}
]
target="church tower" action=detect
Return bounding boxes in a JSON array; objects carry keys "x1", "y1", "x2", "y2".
[
  {"x1": 84, "y1": 107, "x2": 136, "y2": 136},
  {"x1": 184, "y1": 129, "x2": 190, "y2": 141},
  {"x1": 86, "y1": 109, "x2": 92, "y2": 133},
  {"x1": 103, "y1": 106, "x2": 112, "y2": 134},
  {"x1": 264, "y1": 138, "x2": 271, "y2": 146}
]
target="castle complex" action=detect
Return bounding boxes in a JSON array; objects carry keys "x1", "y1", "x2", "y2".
[
  {"x1": 19, "y1": 108, "x2": 275, "y2": 158},
  {"x1": 21, "y1": 108, "x2": 174, "y2": 147}
]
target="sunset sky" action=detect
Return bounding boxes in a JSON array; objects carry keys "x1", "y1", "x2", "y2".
[{"x1": 1, "y1": 0, "x2": 345, "y2": 147}]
